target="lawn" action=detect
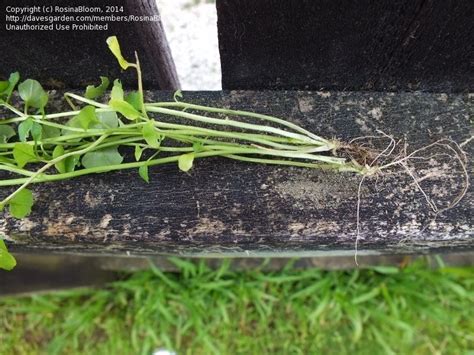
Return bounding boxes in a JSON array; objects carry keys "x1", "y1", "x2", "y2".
[{"x1": 1, "y1": 258, "x2": 473, "y2": 354}]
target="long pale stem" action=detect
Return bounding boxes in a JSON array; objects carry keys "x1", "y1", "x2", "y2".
[
  {"x1": 146, "y1": 106, "x2": 323, "y2": 145},
  {"x1": 0, "y1": 147, "x2": 359, "y2": 188},
  {"x1": 0, "y1": 135, "x2": 108, "y2": 206},
  {"x1": 147, "y1": 101, "x2": 328, "y2": 143}
]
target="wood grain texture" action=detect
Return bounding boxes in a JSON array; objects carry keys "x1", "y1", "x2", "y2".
[
  {"x1": 217, "y1": 0, "x2": 474, "y2": 92},
  {"x1": 0, "y1": 0, "x2": 179, "y2": 90},
  {"x1": 1, "y1": 91, "x2": 472, "y2": 257},
  {"x1": 125, "y1": 0, "x2": 180, "y2": 90}
]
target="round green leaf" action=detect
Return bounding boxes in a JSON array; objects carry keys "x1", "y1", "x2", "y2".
[
  {"x1": 125, "y1": 91, "x2": 142, "y2": 111},
  {"x1": 85, "y1": 76, "x2": 110, "y2": 99},
  {"x1": 82, "y1": 147, "x2": 123, "y2": 169},
  {"x1": 76, "y1": 106, "x2": 99, "y2": 130},
  {"x1": 109, "y1": 99, "x2": 140, "y2": 120},
  {"x1": 18, "y1": 117, "x2": 34, "y2": 142},
  {"x1": 142, "y1": 121, "x2": 161, "y2": 148},
  {"x1": 52, "y1": 145, "x2": 66, "y2": 173},
  {"x1": 13, "y1": 143, "x2": 36, "y2": 168},
  {"x1": 134, "y1": 145, "x2": 143, "y2": 161},
  {"x1": 52, "y1": 145, "x2": 79, "y2": 174},
  {"x1": 178, "y1": 152, "x2": 195, "y2": 172},
  {"x1": 0, "y1": 72, "x2": 20, "y2": 103},
  {"x1": 92, "y1": 111, "x2": 119, "y2": 129},
  {"x1": 8, "y1": 188, "x2": 34, "y2": 219},
  {"x1": 0, "y1": 239, "x2": 17, "y2": 271},
  {"x1": 31, "y1": 122, "x2": 42, "y2": 142},
  {"x1": 110, "y1": 79, "x2": 124, "y2": 101},
  {"x1": 0, "y1": 125, "x2": 15, "y2": 143},
  {"x1": 18, "y1": 79, "x2": 48, "y2": 110},
  {"x1": 42, "y1": 125, "x2": 61, "y2": 139},
  {"x1": 138, "y1": 165, "x2": 149, "y2": 183},
  {"x1": 0, "y1": 81, "x2": 8, "y2": 92}
]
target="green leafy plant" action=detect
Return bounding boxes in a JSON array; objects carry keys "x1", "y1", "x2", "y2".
[
  {"x1": 0, "y1": 36, "x2": 365, "y2": 217},
  {"x1": 0, "y1": 36, "x2": 468, "y2": 270},
  {"x1": 0, "y1": 238, "x2": 16, "y2": 270}
]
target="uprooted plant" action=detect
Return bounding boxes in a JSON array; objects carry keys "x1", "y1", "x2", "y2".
[{"x1": 0, "y1": 36, "x2": 469, "y2": 270}]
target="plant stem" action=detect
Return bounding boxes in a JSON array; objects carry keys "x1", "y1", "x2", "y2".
[
  {"x1": 227, "y1": 154, "x2": 363, "y2": 173},
  {"x1": 64, "y1": 93, "x2": 108, "y2": 109},
  {"x1": 146, "y1": 106, "x2": 324, "y2": 145},
  {"x1": 150, "y1": 120, "x2": 316, "y2": 150},
  {"x1": 148, "y1": 101, "x2": 329, "y2": 143},
  {"x1": 0, "y1": 107, "x2": 116, "y2": 124},
  {"x1": 0, "y1": 145, "x2": 353, "y2": 187},
  {"x1": 134, "y1": 52, "x2": 149, "y2": 120},
  {"x1": 0, "y1": 165, "x2": 36, "y2": 177},
  {"x1": 0, "y1": 135, "x2": 108, "y2": 206}
]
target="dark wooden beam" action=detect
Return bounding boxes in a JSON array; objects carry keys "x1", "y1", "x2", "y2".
[
  {"x1": 1, "y1": 91, "x2": 472, "y2": 257},
  {"x1": 217, "y1": 0, "x2": 474, "y2": 92},
  {"x1": 0, "y1": 0, "x2": 179, "y2": 90},
  {"x1": 125, "y1": 0, "x2": 180, "y2": 90}
]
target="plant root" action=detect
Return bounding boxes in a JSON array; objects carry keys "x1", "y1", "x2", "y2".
[{"x1": 348, "y1": 133, "x2": 470, "y2": 266}]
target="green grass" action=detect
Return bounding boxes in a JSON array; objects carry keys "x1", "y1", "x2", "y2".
[{"x1": 1, "y1": 258, "x2": 473, "y2": 355}]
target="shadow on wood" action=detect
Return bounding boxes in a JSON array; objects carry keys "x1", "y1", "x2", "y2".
[{"x1": 217, "y1": 0, "x2": 474, "y2": 91}]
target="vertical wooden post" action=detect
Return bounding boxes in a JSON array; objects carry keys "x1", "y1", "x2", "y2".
[{"x1": 125, "y1": 0, "x2": 180, "y2": 90}]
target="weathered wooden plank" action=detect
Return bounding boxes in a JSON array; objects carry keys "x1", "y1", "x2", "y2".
[
  {"x1": 0, "y1": 91, "x2": 472, "y2": 257},
  {"x1": 217, "y1": 0, "x2": 474, "y2": 91},
  {"x1": 0, "y1": 0, "x2": 179, "y2": 90}
]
